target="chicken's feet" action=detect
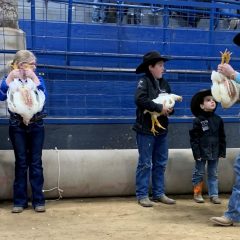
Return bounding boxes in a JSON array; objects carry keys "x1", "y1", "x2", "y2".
[{"x1": 150, "y1": 116, "x2": 165, "y2": 136}]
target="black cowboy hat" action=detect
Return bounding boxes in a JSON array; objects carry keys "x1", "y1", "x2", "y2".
[
  {"x1": 233, "y1": 33, "x2": 240, "y2": 46},
  {"x1": 136, "y1": 51, "x2": 170, "y2": 74},
  {"x1": 190, "y1": 89, "x2": 217, "y2": 117}
]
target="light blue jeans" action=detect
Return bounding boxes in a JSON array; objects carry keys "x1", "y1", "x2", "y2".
[
  {"x1": 192, "y1": 159, "x2": 219, "y2": 197},
  {"x1": 135, "y1": 132, "x2": 168, "y2": 200},
  {"x1": 224, "y1": 154, "x2": 240, "y2": 222},
  {"x1": 92, "y1": 0, "x2": 107, "y2": 23}
]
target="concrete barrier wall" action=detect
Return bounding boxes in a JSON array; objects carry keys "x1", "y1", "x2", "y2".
[
  {"x1": 0, "y1": 148, "x2": 238, "y2": 200},
  {"x1": 0, "y1": 27, "x2": 26, "y2": 78}
]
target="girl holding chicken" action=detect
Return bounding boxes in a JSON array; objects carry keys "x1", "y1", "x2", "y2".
[{"x1": 0, "y1": 50, "x2": 47, "y2": 213}]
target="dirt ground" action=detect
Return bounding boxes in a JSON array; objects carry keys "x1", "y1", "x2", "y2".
[{"x1": 0, "y1": 195, "x2": 239, "y2": 240}]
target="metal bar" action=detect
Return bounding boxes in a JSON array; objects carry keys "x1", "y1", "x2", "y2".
[
  {"x1": 30, "y1": 0, "x2": 36, "y2": 49},
  {"x1": 1, "y1": 50, "x2": 239, "y2": 62},
  {"x1": 45, "y1": 0, "x2": 240, "y2": 9},
  {"x1": 66, "y1": 0, "x2": 73, "y2": 65},
  {"x1": 37, "y1": 64, "x2": 213, "y2": 74}
]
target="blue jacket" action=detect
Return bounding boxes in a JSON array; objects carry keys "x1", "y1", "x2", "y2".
[
  {"x1": 133, "y1": 72, "x2": 172, "y2": 135},
  {"x1": 189, "y1": 111, "x2": 226, "y2": 160}
]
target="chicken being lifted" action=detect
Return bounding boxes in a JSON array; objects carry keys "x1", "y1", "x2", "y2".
[
  {"x1": 211, "y1": 49, "x2": 240, "y2": 108},
  {"x1": 144, "y1": 93, "x2": 182, "y2": 135}
]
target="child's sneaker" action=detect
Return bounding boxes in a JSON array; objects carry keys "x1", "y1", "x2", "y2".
[
  {"x1": 210, "y1": 196, "x2": 221, "y2": 204},
  {"x1": 194, "y1": 194, "x2": 205, "y2": 203},
  {"x1": 138, "y1": 197, "x2": 155, "y2": 207},
  {"x1": 12, "y1": 206, "x2": 24, "y2": 213}
]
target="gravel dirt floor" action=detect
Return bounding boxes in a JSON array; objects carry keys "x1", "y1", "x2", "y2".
[{"x1": 0, "y1": 195, "x2": 239, "y2": 240}]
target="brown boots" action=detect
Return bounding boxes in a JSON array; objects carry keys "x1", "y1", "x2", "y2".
[{"x1": 193, "y1": 182, "x2": 204, "y2": 203}]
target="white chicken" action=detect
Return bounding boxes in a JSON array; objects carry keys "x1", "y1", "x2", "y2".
[
  {"x1": 7, "y1": 78, "x2": 45, "y2": 125},
  {"x1": 144, "y1": 93, "x2": 182, "y2": 135},
  {"x1": 211, "y1": 49, "x2": 240, "y2": 108}
]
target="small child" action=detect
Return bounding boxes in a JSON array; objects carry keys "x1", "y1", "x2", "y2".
[{"x1": 189, "y1": 89, "x2": 226, "y2": 204}]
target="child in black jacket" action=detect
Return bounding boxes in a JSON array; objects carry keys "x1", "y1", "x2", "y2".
[
  {"x1": 189, "y1": 89, "x2": 226, "y2": 204},
  {"x1": 133, "y1": 51, "x2": 176, "y2": 207}
]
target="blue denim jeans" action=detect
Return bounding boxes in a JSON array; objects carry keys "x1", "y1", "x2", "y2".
[
  {"x1": 127, "y1": 8, "x2": 141, "y2": 24},
  {"x1": 135, "y1": 132, "x2": 168, "y2": 200},
  {"x1": 9, "y1": 120, "x2": 45, "y2": 208},
  {"x1": 224, "y1": 154, "x2": 240, "y2": 222},
  {"x1": 92, "y1": 0, "x2": 107, "y2": 23},
  {"x1": 192, "y1": 159, "x2": 219, "y2": 197}
]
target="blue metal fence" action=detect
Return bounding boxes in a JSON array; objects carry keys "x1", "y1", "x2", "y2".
[{"x1": 1, "y1": 0, "x2": 240, "y2": 123}]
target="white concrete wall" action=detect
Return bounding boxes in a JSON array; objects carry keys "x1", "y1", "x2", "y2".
[
  {"x1": 0, "y1": 27, "x2": 26, "y2": 78},
  {"x1": 0, "y1": 27, "x2": 26, "y2": 116},
  {"x1": 0, "y1": 148, "x2": 238, "y2": 200}
]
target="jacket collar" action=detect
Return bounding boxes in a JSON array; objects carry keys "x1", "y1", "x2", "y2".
[{"x1": 145, "y1": 71, "x2": 162, "y2": 90}]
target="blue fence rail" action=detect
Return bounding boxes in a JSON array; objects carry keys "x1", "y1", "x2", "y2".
[{"x1": 1, "y1": 0, "x2": 240, "y2": 123}]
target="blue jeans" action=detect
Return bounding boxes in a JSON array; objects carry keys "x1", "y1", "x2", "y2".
[
  {"x1": 136, "y1": 132, "x2": 168, "y2": 200},
  {"x1": 192, "y1": 159, "x2": 219, "y2": 197},
  {"x1": 127, "y1": 8, "x2": 141, "y2": 24},
  {"x1": 224, "y1": 154, "x2": 240, "y2": 222},
  {"x1": 9, "y1": 121, "x2": 45, "y2": 208},
  {"x1": 214, "y1": 3, "x2": 237, "y2": 29},
  {"x1": 92, "y1": 0, "x2": 107, "y2": 23}
]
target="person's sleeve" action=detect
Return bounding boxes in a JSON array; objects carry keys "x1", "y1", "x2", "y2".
[
  {"x1": 218, "y1": 118, "x2": 226, "y2": 158},
  {"x1": 189, "y1": 118, "x2": 201, "y2": 160},
  {"x1": 135, "y1": 77, "x2": 162, "y2": 112},
  {"x1": 234, "y1": 71, "x2": 240, "y2": 84},
  {"x1": 0, "y1": 78, "x2": 9, "y2": 101}
]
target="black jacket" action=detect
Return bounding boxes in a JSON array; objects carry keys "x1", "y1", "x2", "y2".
[
  {"x1": 189, "y1": 111, "x2": 226, "y2": 160},
  {"x1": 133, "y1": 72, "x2": 172, "y2": 135}
]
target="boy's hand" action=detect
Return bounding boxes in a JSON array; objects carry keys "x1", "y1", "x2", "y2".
[
  {"x1": 161, "y1": 101, "x2": 172, "y2": 116},
  {"x1": 167, "y1": 107, "x2": 173, "y2": 115}
]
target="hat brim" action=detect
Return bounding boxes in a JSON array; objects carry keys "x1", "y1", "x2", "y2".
[
  {"x1": 136, "y1": 56, "x2": 170, "y2": 74},
  {"x1": 233, "y1": 33, "x2": 240, "y2": 46},
  {"x1": 191, "y1": 89, "x2": 217, "y2": 117}
]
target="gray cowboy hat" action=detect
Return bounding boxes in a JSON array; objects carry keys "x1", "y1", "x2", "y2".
[
  {"x1": 190, "y1": 89, "x2": 217, "y2": 117},
  {"x1": 136, "y1": 51, "x2": 170, "y2": 74},
  {"x1": 233, "y1": 33, "x2": 240, "y2": 46}
]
